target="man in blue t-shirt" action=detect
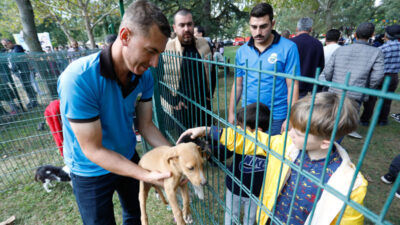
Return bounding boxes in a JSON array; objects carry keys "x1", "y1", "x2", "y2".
[
  {"x1": 228, "y1": 3, "x2": 300, "y2": 135},
  {"x1": 58, "y1": 1, "x2": 172, "y2": 224}
]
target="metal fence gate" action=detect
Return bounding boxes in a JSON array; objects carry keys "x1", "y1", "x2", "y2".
[{"x1": 0, "y1": 50, "x2": 399, "y2": 225}]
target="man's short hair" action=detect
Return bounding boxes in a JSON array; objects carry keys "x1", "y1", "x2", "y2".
[
  {"x1": 290, "y1": 92, "x2": 358, "y2": 139},
  {"x1": 297, "y1": 17, "x2": 313, "y2": 32},
  {"x1": 385, "y1": 24, "x2": 400, "y2": 40},
  {"x1": 173, "y1": 8, "x2": 192, "y2": 24},
  {"x1": 250, "y1": 3, "x2": 274, "y2": 22},
  {"x1": 237, "y1": 102, "x2": 270, "y2": 132},
  {"x1": 105, "y1": 34, "x2": 117, "y2": 44},
  {"x1": 326, "y1": 29, "x2": 341, "y2": 42},
  {"x1": 120, "y1": 0, "x2": 171, "y2": 38},
  {"x1": 355, "y1": 22, "x2": 375, "y2": 40},
  {"x1": 195, "y1": 26, "x2": 205, "y2": 36}
]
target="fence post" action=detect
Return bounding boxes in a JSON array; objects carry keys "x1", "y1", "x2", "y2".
[{"x1": 150, "y1": 67, "x2": 166, "y2": 137}]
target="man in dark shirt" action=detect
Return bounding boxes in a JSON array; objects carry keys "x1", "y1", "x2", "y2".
[
  {"x1": 162, "y1": 9, "x2": 215, "y2": 135},
  {"x1": 291, "y1": 17, "x2": 325, "y2": 97},
  {"x1": 1, "y1": 38, "x2": 37, "y2": 109}
]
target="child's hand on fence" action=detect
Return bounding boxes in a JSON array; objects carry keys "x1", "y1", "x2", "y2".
[
  {"x1": 173, "y1": 101, "x2": 187, "y2": 110},
  {"x1": 176, "y1": 127, "x2": 208, "y2": 144}
]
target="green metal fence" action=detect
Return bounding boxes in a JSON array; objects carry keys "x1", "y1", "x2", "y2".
[
  {"x1": 152, "y1": 51, "x2": 400, "y2": 225},
  {"x1": 0, "y1": 50, "x2": 98, "y2": 191},
  {"x1": 0, "y1": 50, "x2": 399, "y2": 225}
]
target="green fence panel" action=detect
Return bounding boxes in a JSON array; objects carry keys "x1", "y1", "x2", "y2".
[
  {"x1": 149, "y1": 51, "x2": 400, "y2": 225},
  {"x1": 0, "y1": 50, "x2": 99, "y2": 192},
  {"x1": 0, "y1": 49, "x2": 399, "y2": 225}
]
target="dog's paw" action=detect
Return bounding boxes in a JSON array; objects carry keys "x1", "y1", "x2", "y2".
[{"x1": 184, "y1": 213, "x2": 193, "y2": 224}]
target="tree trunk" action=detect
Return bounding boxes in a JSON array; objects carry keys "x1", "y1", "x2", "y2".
[
  {"x1": 83, "y1": 11, "x2": 96, "y2": 49},
  {"x1": 202, "y1": 0, "x2": 212, "y2": 36},
  {"x1": 78, "y1": 0, "x2": 96, "y2": 49},
  {"x1": 14, "y1": 0, "x2": 43, "y2": 52}
]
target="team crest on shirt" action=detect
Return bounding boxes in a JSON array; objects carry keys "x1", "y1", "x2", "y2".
[{"x1": 268, "y1": 53, "x2": 278, "y2": 64}]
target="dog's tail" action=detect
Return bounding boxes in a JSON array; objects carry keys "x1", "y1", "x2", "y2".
[{"x1": 34, "y1": 169, "x2": 40, "y2": 182}]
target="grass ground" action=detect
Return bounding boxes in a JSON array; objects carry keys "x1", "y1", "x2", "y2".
[{"x1": 1, "y1": 46, "x2": 399, "y2": 224}]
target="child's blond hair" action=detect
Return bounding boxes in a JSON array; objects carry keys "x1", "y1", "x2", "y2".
[{"x1": 289, "y1": 92, "x2": 358, "y2": 139}]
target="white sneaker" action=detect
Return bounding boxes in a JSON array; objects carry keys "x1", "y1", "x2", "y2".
[
  {"x1": 348, "y1": 131, "x2": 362, "y2": 139},
  {"x1": 396, "y1": 191, "x2": 400, "y2": 199}
]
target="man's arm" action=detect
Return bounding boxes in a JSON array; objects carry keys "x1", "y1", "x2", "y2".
[
  {"x1": 369, "y1": 50, "x2": 384, "y2": 89},
  {"x1": 286, "y1": 78, "x2": 299, "y2": 106},
  {"x1": 70, "y1": 120, "x2": 170, "y2": 186},
  {"x1": 320, "y1": 50, "x2": 336, "y2": 82},
  {"x1": 228, "y1": 77, "x2": 243, "y2": 124},
  {"x1": 136, "y1": 100, "x2": 171, "y2": 147}
]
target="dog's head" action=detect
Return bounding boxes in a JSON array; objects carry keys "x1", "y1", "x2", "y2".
[{"x1": 167, "y1": 142, "x2": 207, "y2": 188}]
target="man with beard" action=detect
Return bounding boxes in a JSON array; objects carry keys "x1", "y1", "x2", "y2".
[
  {"x1": 162, "y1": 8, "x2": 215, "y2": 134},
  {"x1": 228, "y1": 3, "x2": 300, "y2": 135}
]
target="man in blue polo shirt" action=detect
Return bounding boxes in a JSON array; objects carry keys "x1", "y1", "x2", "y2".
[
  {"x1": 228, "y1": 3, "x2": 300, "y2": 135},
  {"x1": 58, "y1": 1, "x2": 172, "y2": 224}
]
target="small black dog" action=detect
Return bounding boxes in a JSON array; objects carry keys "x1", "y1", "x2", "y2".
[{"x1": 34, "y1": 165, "x2": 71, "y2": 192}]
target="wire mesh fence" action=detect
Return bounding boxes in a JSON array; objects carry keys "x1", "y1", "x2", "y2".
[
  {"x1": 0, "y1": 50, "x2": 99, "y2": 191},
  {"x1": 153, "y1": 51, "x2": 400, "y2": 225},
  {"x1": 0, "y1": 49, "x2": 399, "y2": 225}
]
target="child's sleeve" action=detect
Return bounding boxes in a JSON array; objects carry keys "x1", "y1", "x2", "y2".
[
  {"x1": 331, "y1": 175, "x2": 368, "y2": 225},
  {"x1": 207, "y1": 126, "x2": 234, "y2": 162},
  {"x1": 219, "y1": 127, "x2": 244, "y2": 153},
  {"x1": 219, "y1": 127, "x2": 268, "y2": 156}
]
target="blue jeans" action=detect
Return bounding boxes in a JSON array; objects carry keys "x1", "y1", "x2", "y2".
[
  {"x1": 269, "y1": 118, "x2": 286, "y2": 135},
  {"x1": 224, "y1": 189, "x2": 258, "y2": 225},
  {"x1": 70, "y1": 153, "x2": 141, "y2": 225}
]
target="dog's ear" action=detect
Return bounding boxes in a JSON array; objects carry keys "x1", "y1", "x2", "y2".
[{"x1": 166, "y1": 146, "x2": 179, "y2": 164}]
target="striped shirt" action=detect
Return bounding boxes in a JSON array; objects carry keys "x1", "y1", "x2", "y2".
[{"x1": 379, "y1": 39, "x2": 400, "y2": 74}]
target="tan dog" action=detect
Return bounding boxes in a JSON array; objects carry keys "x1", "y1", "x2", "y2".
[{"x1": 139, "y1": 142, "x2": 207, "y2": 225}]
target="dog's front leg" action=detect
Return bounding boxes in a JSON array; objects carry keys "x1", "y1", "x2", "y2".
[
  {"x1": 165, "y1": 180, "x2": 185, "y2": 225},
  {"x1": 139, "y1": 181, "x2": 151, "y2": 225},
  {"x1": 180, "y1": 183, "x2": 192, "y2": 224}
]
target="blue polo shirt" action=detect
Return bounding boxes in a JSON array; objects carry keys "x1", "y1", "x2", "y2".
[
  {"x1": 235, "y1": 31, "x2": 300, "y2": 119},
  {"x1": 58, "y1": 44, "x2": 153, "y2": 177}
]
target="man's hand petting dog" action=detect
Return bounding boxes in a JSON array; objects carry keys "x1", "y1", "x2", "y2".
[
  {"x1": 144, "y1": 171, "x2": 172, "y2": 186},
  {"x1": 145, "y1": 170, "x2": 188, "y2": 186}
]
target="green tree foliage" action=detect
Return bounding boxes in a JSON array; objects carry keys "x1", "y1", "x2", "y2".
[
  {"x1": 32, "y1": 0, "x2": 123, "y2": 48},
  {"x1": 373, "y1": 0, "x2": 400, "y2": 34},
  {"x1": 244, "y1": 0, "x2": 379, "y2": 37},
  {"x1": 0, "y1": 0, "x2": 22, "y2": 40},
  {"x1": 151, "y1": 0, "x2": 248, "y2": 39}
]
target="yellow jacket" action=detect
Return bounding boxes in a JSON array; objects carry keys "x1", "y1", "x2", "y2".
[{"x1": 220, "y1": 128, "x2": 368, "y2": 225}]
